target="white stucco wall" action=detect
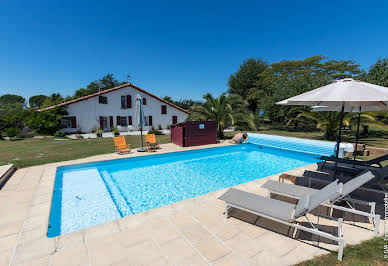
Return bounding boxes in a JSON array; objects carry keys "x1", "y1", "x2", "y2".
[{"x1": 61, "y1": 85, "x2": 189, "y2": 133}]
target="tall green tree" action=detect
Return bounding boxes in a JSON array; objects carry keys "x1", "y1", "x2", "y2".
[
  {"x1": 189, "y1": 93, "x2": 256, "y2": 138},
  {"x1": 362, "y1": 58, "x2": 388, "y2": 87},
  {"x1": 162, "y1": 96, "x2": 202, "y2": 110},
  {"x1": 0, "y1": 94, "x2": 25, "y2": 106},
  {"x1": 29, "y1": 95, "x2": 50, "y2": 109},
  {"x1": 73, "y1": 73, "x2": 127, "y2": 98},
  {"x1": 228, "y1": 58, "x2": 268, "y2": 112},
  {"x1": 257, "y1": 55, "x2": 362, "y2": 123}
]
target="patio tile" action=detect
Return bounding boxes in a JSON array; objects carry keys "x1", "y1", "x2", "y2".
[
  {"x1": 0, "y1": 233, "x2": 18, "y2": 253},
  {"x1": 18, "y1": 255, "x2": 50, "y2": 266},
  {"x1": 180, "y1": 222, "x2": 212, "y2": 244},
  {"x1": 212, "y1": 253, "x2": 250, "y2": 266},
  {"x1": 88, "y1": 237, "x2": 126, "y2": 266},
  {"x1": 83, "y1": 221, "x2": 120, "y2": 244},
  {"x1": 124, "y1": 240, "x2": 166, "y2": 265},
  {"x1": 13, "y1": 237, "x2": 56, "y2": 264},
  {"x1": 117, "y1": 226, "x2": 151, "y2": 248},
  {"x1": 0, "y1": 249, "x2": 12, "y2": 266},
  {"x1": 194, "y1": 236, "x2": 231, "y2": 263},
  {"x1": 51, "y1": 245, "x2": 89, "y2": 266},
  {"x1": 56, "y1": 230, "x2": 84, "y2": 251},
  {"x1": 209, "y1": 220, "x2": 241, "y2": 241},
  {"x1": 0, "y1": 221, "x2": 23, "y2": 238},
  {"x1": 224, "y1": 233, "x2": 263, "y2": 258},
  {"x1": 159, "y1": 237, "x2": 199, "y2": 264}
]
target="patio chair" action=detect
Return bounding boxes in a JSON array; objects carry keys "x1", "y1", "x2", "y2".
[
  {"x1": 113, "y1": 136, "x2": 131, "y2": 154},
  {"x1": 320, "y1": 153, "x2": 388, "y2": 168},
  {"x1": 261, "y1": 171, "x2": 380, "y2": 235},
  {"x1": 145, "y1": 134, "x2": 159, "y2": 152},
  {"x1": 219, "y1": 180, "x2": 345, "y2": 261}
]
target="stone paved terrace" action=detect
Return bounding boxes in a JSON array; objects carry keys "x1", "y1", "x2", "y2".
[{"x1": 0, "y1": 142, "x2": 383, "y2": 266}]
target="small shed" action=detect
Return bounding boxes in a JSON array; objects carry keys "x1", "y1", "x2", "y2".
[{"x1": 171, "y1": 121, "x2": 217, "y2": 147}]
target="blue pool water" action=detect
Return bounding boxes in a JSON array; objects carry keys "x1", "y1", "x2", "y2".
[{"x1": 48, "y1": 144, "x2": 320, "y2": 237}]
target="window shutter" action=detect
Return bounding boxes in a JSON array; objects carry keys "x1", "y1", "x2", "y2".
[
  {"x1": 161, "y1": 105, "x2": 167, "y2": 114},
  {"x1": 128, "y1": 116, "x2": 132, "y2": 125},
  {"x1": 116, "y1": 116, "x2": 121, "y2": 125},
  {"x1": 71, "y1": 117, "x2": 77, "y2": 128},
  {"x1": 99, "y1": 116, "x2": 104, "y2": 129},
  {"x1": 172, "y1": 116, "x2": 177, "y2": 124},
  {"x1": 99, "y1": 96, "x2": 102, "y2": 104},
  {"x1": 110, "y1": 116, "x2": 113, "y2": 128},
  {"x1": 142, "y1": 98, "x2": 146, "y2": 105},
  {"x1": 126, "y1": 95, "x2": 132, "y2": 108},
  {"x1": 149, "y1": 116, "x2": 153, "y2": 126}
]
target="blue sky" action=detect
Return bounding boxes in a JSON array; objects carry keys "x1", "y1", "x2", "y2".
[{"x1": 1, "y1": 0, "x2": 388, "y2": 101}]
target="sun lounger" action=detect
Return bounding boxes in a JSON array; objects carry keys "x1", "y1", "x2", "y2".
[
  {"x1": 299, "y1": 170, "x2": 386, "y2": 205},
  {"x1": 145, "y1": 133, "x2": 159, "y2": 152},
  {"x1": 261, "y1": 171, "x2": 380, "y2": 235},
  {"x1": 113, "y1": 136, "x2": 131, "y2": 154},
  {"x1": 320, "y1": 153, "x2": 388, "y2": 168},
  {"x1": 219, "y1": 180, "x2": 345, "y2": 261}
]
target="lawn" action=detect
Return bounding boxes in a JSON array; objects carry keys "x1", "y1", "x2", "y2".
[
  {"x1": 0, "y1": 135, "x2": 171, "y2": 168},
  {"x1": 297, "y1": 237, "x2": 387, "y2": 266}
]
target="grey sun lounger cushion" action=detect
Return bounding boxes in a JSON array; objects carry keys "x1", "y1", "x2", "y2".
[
  {"x1": 218, "y1": 188, "x2": 295, "y2": 222},
  {"x1": 219, "y1": 180, "x2": 341, "y2": 222},
  {"x1": 262, "y1": 171, "x2": 375, "y2": 203}
]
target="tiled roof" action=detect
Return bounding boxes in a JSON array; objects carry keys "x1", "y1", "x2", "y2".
[{"x1": 38, "y1": 83, "x2": 190, "y2": 114}]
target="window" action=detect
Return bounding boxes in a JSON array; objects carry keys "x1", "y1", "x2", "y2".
[
  {"x1": 61, "y1": 117, "x2": 72, "y2": 128},
  {"x1": 121, "y1": 95, "x2": 132, "y2": 108},
  {"x1": 142, "y1": 98, "x2": 147, "y2": 105},
  {"x1": 161, "y1": 105, "x2": 167, "y2": 114},
  {"x1": 121, "y1": 96, "x2": 126, "y2": 108},
  {"x1": 128, "y1": 116, "x2": 132, "y2": 125},
  {"x1": 61, "y1": 117, "x2": 76, "y2": 128},
  {"x1": 99, "y1": 96, "x2": 108, "y2": 104},
  {"x1": 148, "y1": 116, "x2": 153, "y2": 126},
  {"x1": 120, "y1": 116, "x2": 128, "y2": 126},
  {"x1": 172, "y1": 116, "x2": 177, "y2": 124},
  {"x1": 99, "y1": 116, "x2": 108, "y2": 130}
]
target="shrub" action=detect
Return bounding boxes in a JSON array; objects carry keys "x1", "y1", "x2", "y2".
[
  {"x1": 4, "y1": 127, "x2": 19, "y2": 138},
  {"x1": 16, "y1": 128, "x2": 36, "y2": 138},
  {"x1": 54, "y1": 131, "x2": 66, "y2": 138},
  {"x1": 158, "y1": 124, "x2": 162, "y2": 130},
  {"x1": 148, "y1": 129, "x2": 164, "y2": 135}
]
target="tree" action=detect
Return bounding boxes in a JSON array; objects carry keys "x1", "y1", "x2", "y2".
[
  {"x1": 162, "y1": 96, "x2": 201, "y2": 110},
  {"x1": 362, "y1": 58, "x2": 388, "y2": 87},
  {"x1": 0, "y1": 94, "x2": 25, "y2": 106},
  {"x1": 287, "y1": 110, "x2": 384, "y2": 140},
  {"x1": 189, "y1": 93, "x2": 256, "y2": 138},
  {"x1": 0, "y1": 104, "x2": 26, "y2": 137},
  {"x1": 228, "y1": 58, "x2": 268, "y2": 111},
  {"x1": 257, "y1": 55, "x2": 362, "y2": 123},
  {"x1": 73, "y1": 73, "x2": 127, "y2": 98},
  {"x1": 29, "y1": 95, "x2": 50, "y2": 109},
  {"x1": 26, "y1": 107, "x2": 68, "y2": 135},
  {"x1": 40, "y1": 93, "x2": 64, "y2": 108}
]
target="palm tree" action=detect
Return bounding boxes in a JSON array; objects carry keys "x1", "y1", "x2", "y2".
[
  {"x1": 287, "y1": 109, "x2": 385, "y2": 141},
  {"x1": 190, "y1": 93, "x2": 256, "y2": 138}
]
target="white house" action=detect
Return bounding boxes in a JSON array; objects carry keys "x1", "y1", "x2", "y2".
[{"x1": 38, "y1": 83, "x2": 190, "y2": 133}]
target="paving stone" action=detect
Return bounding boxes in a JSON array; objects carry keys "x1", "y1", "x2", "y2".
[
  {"x1": 51, "y1": 245, "x2": 89, "y2": 266},
  {"x1": 194, "y1": 236, "x2": 231, "y2": 263}
]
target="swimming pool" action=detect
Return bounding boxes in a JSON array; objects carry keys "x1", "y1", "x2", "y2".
[{"x1": 48, "y1": 144, "x2": 320, "y2": 237}]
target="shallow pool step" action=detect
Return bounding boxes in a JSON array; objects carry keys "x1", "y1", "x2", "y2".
[{"x1": 0, "y1": 164, "x2": 16, "y2": 189}]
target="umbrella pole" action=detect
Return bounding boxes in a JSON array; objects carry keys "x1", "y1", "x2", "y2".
[
  {"x1": 352, "y1": 106, "x2": 362, "y2": 167},
  {"x1": 140, "y1": 126, "x2": 144, "y2": 149},
  {"x1": 334, "y1": 105, "x2": 345, "y2": 179}
]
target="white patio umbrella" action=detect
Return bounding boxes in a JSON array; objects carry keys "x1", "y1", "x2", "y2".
[
  {"x1": 277, "y1": 78, "x2": 388, "y2": 171},
  {"x1": 136, "y1": 94, "x2": 146, "y2": 152}
]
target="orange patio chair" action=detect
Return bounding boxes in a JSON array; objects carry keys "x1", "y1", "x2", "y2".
[
  {"x1": 145, "y1": 133, "x2": 159, "y2": 152},
  {"x1": 113, "y1": 136, "x2": 131, "y2": 154}
]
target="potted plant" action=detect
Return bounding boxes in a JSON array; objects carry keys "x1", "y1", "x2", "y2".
[
  {"x1": 112, "y1": 127, "x2": 120, "y2": 137},
  {"x1": 96, "y1": 129, "x2": 104, "y2": 138}
]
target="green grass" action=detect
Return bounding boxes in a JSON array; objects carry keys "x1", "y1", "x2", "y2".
[
  {"x1": 296, "y1": 237, "x2": 387, "y2": 266},
  {"x1": 0, "y1": 135, "x2": 171, "y2": 168}
]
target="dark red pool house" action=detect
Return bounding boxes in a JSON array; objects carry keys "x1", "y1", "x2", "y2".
[{"x1": 170, "y1": 121, "x2": 217, "y2": 147}]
